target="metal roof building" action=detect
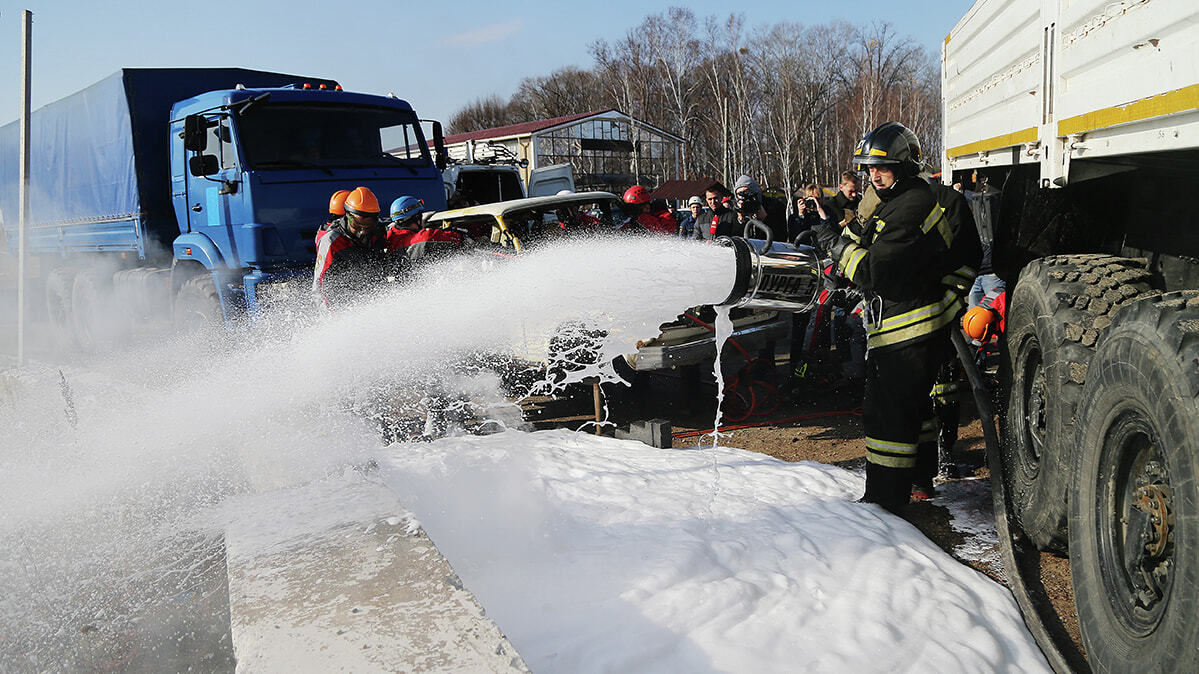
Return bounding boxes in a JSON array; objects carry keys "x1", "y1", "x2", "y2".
[{"x1": 442, "y1": 109, "x2": 683, "y2": 195}]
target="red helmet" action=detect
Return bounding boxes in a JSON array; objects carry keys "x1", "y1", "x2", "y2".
[{"x1": 623, "y1": 185, "x2": 650, "y2": 205}]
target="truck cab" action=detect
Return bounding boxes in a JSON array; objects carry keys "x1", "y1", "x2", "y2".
[{"x1": 168, "y1": 84, "x2": 448, "y2": 322}]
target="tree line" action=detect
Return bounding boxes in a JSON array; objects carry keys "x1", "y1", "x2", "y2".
[{"x1": 448, "y1": 9, "x2": 941, "y2": 201}]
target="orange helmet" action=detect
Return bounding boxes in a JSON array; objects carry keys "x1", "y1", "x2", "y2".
[
  {"x1": 343, "y1": 186, "x2": 380, "y2": 217},
  {"x1": 326, "y1": 189, "x2": 350, "y2": 214},
  {"x1": 962, "y1": 305, "x2": 996, "y2": 341},
  {"x1": 329, "y1": 189, "x2": 351, "y2": 216},
  {"x1": 623, "y1": 185, "x2": 650, "y2": 205}
]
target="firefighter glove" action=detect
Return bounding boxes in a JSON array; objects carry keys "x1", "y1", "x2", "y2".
[{"x1": 812, "y1": 223, "x2": 846, "y2": 262}]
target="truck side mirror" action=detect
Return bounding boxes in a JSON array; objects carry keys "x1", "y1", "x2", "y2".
[
  {"x1": 183, "y1": 115, "x2": 209, "y2": 152},
  {"x1": 426, "y1": 119, "x2": 448, "y2": 171},
  {"x1": 189, "y1": 154, "x2": 219, "y2": 177}
]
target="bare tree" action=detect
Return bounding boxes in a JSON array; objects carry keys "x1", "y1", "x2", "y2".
[
  {"x1": 443, "y1": 11, "x2": 942, "y2": 185},
  {"x1": 447, "y1": 95, "x2": 516, "y2": 134},
  {"x1": 509, "y1": 67, "x2": 603, "y2": 120},
  {"x1": 641, "y1": 8, "x2": 702, "y2": 179}
]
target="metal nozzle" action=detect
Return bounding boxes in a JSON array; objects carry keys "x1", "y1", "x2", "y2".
[{"x1": 715, "y1": 236, "x2": 823, "y2": 313}]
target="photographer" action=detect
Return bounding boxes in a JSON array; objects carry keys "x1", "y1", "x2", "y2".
[
  {"x1": 733, "y1": 175, "x2": 786, "y2": 241},
  {"x1": 788, "y1": 184, "x2": 825, "y2": 240}
]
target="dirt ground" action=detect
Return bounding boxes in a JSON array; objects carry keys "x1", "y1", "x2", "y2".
[{"x1": 520, "y1": 359, "x2": 1085, "y2": 661}]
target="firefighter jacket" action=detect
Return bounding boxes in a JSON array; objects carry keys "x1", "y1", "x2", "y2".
[{"x1": 832, "y1": 177, "x2": 979, "y2": 351}]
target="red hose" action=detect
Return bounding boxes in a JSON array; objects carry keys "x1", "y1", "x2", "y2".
[{"x1": 682, "y1": 311, "x2": 781, "y2": 423}]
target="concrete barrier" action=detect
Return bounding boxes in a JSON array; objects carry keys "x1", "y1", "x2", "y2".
[{"x1": 223, "y1": 474, "x2": 527, "y2": 672}]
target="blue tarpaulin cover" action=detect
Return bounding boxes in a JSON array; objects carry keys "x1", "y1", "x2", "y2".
[{"x1": 0, "y1": 68, "x2": 335, "y2": 255}]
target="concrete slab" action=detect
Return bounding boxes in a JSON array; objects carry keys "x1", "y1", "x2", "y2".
[{"x1": 223, "y1": 474, "x2": 527, "y2": 673}]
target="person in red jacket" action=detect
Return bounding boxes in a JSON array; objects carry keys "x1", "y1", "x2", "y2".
[
  {"x1": 386, "y1": 195, "x2": 464, "y2": 264},
  {"x1": 622, "y1": 185, "x2": 677, "y2": 235},
  {"x1": 312, "y1": 186, "x2": 399, "y2": 308},
  {"x1": 315, "y1": 189, "x2": 351, "y2": 245}
]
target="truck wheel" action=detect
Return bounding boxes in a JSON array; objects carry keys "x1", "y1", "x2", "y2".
[
  {"x1": 1069, "y1": 291, "x2": 1199, "y2": 672},
  {"x1": 46, "y1": 268, "x2": 78, "y2": 349},
  {"x1": 173, "y1": 274, "x2": 224, "y2": 333},
  {"x1": 1001, "y1": 255, "x2": 1156, "y2": 551},
  {"x1": 71, "y1": 269, "x2": 124, "y2": 353}
]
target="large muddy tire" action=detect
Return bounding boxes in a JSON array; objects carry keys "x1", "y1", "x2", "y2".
[
  {"x1": 46, "y1": 268, "x2": 78, "y2": 350},
  {"x1": 1000, "y1": 255, "x2": 1156, "y2": 551},
  {"x1": 173, "y1": 274, "x2": 224, "y2": 333},
  {"x1": 1069, "y1": 291, "x2": 1199, "y2": 673}
]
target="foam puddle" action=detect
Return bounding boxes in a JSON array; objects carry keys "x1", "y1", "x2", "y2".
[{"x1": 0, "y1": 235, "x2": 739, "y2": 668}]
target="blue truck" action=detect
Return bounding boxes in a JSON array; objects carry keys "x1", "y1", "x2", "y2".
[{"x1": 0, "y1": 68, "x2": 448, "y2": 350}]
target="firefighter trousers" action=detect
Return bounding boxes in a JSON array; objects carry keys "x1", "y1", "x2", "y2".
[{"x1": 861, "y1": 332, "x2": 955, "y2": 509}]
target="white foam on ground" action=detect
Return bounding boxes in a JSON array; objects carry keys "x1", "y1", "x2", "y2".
[{"x1": 378, "y1": 429, "x2": 1049, "y2": 673}]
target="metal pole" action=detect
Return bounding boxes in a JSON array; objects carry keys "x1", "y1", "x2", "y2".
[{"x1": 18, "y1": 10, "x2": 32, "y2": 366}]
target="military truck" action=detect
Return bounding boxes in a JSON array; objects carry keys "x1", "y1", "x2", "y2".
[{"x1": 943, "y1": 2, "x2": 1199, "y2": 670}]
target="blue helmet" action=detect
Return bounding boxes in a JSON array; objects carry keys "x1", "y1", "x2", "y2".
[{"x1": 389, "y1": 196, "x2": 425, "y2": 226}]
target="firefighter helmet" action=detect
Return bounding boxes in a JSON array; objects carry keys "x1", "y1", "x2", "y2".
[
  {"x1": 853, "y1": 121, "x2": 923, "y2": 176},
  {"x1": 343, "y1": 186, "x2": 380, "y2": 217},
  {"x1": 623, "y1": 185, "x2": 650, "y2": 205},
  {"x1": 328, "y1": 189, "x2": 351, "y2": 216}
]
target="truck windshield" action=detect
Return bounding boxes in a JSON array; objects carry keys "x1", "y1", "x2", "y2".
[{"x1": 237, "y1": 103, "x2": 430, "y2": 170}]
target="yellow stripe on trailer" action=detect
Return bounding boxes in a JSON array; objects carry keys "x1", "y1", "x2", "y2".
[
  {"x1": 945, "y1": 127, "x2": 1038, "y2": 159},
  {"x1": 1057, "y1": 82, "x2": 1199, "y2": 137}
]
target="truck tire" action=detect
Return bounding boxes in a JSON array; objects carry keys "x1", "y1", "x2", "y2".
[
  {"x1": 173, "y1": 274, "x2": 224, "y2": 333},
  {"x1": 1069, "y1": 291, "x2": 1199, "y2": 673},
  {"x1": 1001, "y1": 255, "x2": 1156, "y2": 551},
  {"x1": 46, "y1": 268, "x2": 78, "y2": 349},
  {"x1": 71, "y1": 268, "x2": 125, "y2": 353}
]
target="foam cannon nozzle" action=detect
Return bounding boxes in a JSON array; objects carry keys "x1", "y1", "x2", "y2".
[{"x1": 715, "y1": 236, "x2": 824, "y2": 312}]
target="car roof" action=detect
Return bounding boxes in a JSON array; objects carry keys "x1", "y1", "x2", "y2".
[{"x1": 427, "y1": 191, "x2": 620, "y2": 222}]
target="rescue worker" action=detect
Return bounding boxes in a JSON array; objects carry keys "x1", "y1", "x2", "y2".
[
  {"x1": 678, "y1": 196, "x2": 702, "y2": 238},
  {"x1": 312, "y1": 186, "x2": 398, "y2": 308},
  {"x1": 812, "y1": 121, "x2": 980, "y2": 513},
  {"x1": 622, "y1": 185, "x2": 677, "y2": 235},
  {"x1": 386, "y1": 196, "x2": 464, "y2": 264},
  {"x1": 316, "y1": 189, "x2": 351, "y2": 245}
]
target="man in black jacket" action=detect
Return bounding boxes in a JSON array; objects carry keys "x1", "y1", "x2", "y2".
[
  {"x1": 694, "y1": 187, "x2": 738, "y2": 239},
  {"x1": 813, "y1": 122, "x2": 980, "y2": 512},
  {"x1": 824, "y1": 171, "x2": 862, "y2": 226}
]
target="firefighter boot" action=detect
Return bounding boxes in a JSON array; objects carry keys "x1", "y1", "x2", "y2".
[{"x1": 860, "y1": 463, "x2": 911, "y2": 514}]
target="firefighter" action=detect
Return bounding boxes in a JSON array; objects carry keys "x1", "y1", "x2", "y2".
[
  {"x1": 622, "y1": 185, "x2": 677, "y2": 235},
  {"x1": 312, "y1": 186, "x2": 398, "y2": 308},
  {"x1": 812, "y1": 121, "x2": 980, "y2": 513}
]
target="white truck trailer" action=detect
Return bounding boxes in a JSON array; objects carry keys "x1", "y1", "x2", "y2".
[{"x1": 944, "y1": 2, "x2": 1199, "y2": 671}]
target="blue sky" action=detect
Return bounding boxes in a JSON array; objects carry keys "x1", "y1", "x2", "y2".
[{"x1": 1, "y1": 0, "x2": 977, "y2": 127}]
